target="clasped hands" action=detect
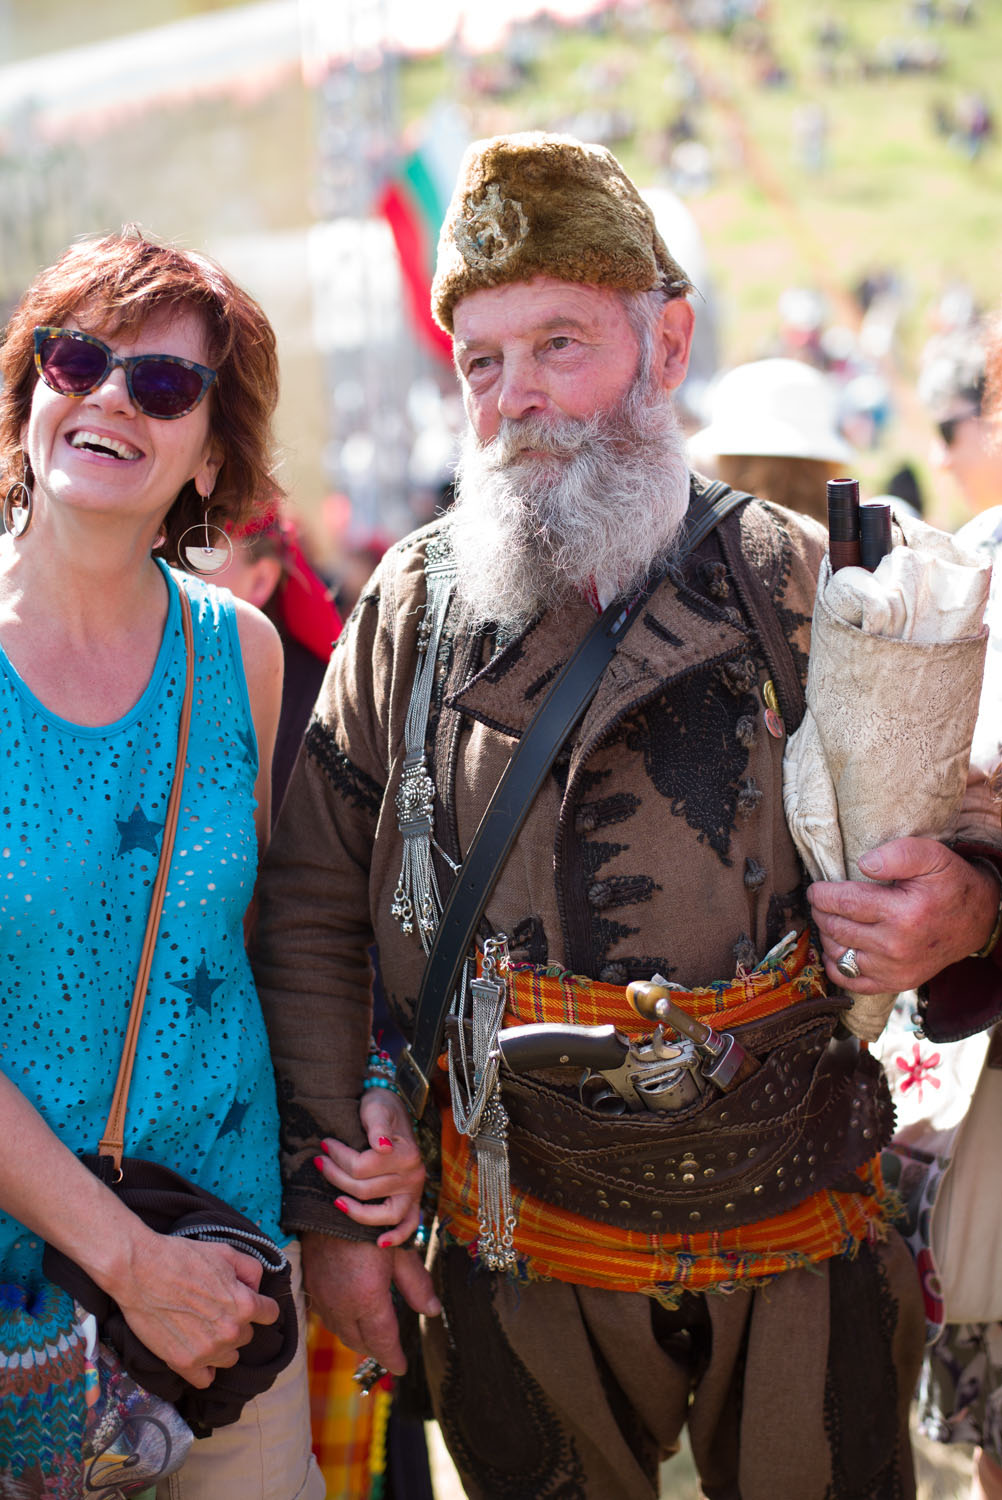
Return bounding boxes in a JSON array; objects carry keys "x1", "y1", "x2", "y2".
[{"x1": 306, "y1": 1085, "x2": 440, "y2": 1376}]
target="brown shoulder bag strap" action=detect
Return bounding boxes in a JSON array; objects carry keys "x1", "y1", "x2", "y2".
[{"x1": 98, "y1": 587, "x2": 195, "y2": 1172}]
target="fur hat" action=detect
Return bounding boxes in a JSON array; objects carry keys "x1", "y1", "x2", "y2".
[{"x1": 431, "y1": 132, "x2": 692, "y2": 333}]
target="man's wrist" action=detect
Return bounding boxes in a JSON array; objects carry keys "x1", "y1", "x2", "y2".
[{"x1": 968, "y1": 857, "x2": 1002, "y2": 958}]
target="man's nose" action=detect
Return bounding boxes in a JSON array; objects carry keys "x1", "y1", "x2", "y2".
[{"x1": 496, "y1": 355, "x2": 547, "y2": 422}]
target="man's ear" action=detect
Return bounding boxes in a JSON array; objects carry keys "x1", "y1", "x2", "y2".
[
  {"x1": 244, "y1": 554, "x2": 283, "y2": 611},
  {"x1": 655, "y1": 297, "x2": 695, "y2": 395}
]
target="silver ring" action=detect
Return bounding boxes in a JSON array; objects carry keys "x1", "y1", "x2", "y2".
[{"x1": 836, "y1": 947, "x2": 861, "y2": 980}]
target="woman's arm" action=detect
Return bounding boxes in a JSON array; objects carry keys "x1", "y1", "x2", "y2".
[
  {"x1": 0, "y1": 1070, "x2": 279, "y2": 1385},
  {"x1": 233, "y1": 598, "x2": 284, "y2": 856}
]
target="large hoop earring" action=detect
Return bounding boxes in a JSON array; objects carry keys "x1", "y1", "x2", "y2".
[
  {"x1": 177, "y1": 499, "x2": 232, "y2": 576},
  {"x1": 3, "y1": 462, "x2": 33, "y2": 539}
]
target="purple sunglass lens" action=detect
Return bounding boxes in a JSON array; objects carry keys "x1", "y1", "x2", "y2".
[
  {"x1": 40, "y1": 336, "x2": 108, "y2": 392},
  {"x1": 130, "y1": 359, "x2": 204, "y2": 417}
]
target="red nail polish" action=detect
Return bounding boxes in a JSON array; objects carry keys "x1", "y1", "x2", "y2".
[
  {"x1": 321, "y1": 1140, "x2": 332, "y2": 1155},
  {"x1": 313, "y1": 1157, "x2": 325, "y2": 1171},
  {"x1": 378, "y1": 1136, "x2": 393, "y2": 1149},
  {"x1": 377, "y1": 1236, "x2": 392, "y2": 1249},
  {"x1": 334, "y1": 1198, "x2": 349, "y2": 1212}
]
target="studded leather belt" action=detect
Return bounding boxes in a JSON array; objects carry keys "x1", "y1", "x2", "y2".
[{"x1": 498, "y1": 996, "x2": 893, "y2": 1234}]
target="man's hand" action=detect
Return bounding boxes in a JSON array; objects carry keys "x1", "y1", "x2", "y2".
[
  {"x1": 808, "y1": 836, "x2": 999, "y2": 993},
  {"x1": 301, "y1": 1230, "x2": 441, "y2": 1377}
]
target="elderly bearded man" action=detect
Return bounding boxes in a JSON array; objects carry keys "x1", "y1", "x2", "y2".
[{"x1": 253, "y1": 134, "x2": 1002, "y2": 1500}]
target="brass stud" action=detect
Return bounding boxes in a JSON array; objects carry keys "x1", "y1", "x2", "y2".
[
  {"x1": 644, "y1": 1171, "x2": 655, "y2": 1182},
  {"x1": 727, "y1": 1151, "x2": 738, "y2": 1165},
  {"x1": 753, "y1": 1184, "x2": 764, "y2": 1195},
  {"x1": 683, "y1": 1173, "x2": 695, "y2": 1184},
  {"x1": 652, "y1": 1210, "x2": 663, "y2": 1220},
  {"x1": 703, "y1": 1168, "x2": 715, "y2": 1178},
  {"x1": 620, "y1": 1199, "x2": 631, "y2": 1209},
  {"x1": 725, "y1": 1202, "x2": 736, "y2": 1213},
  {"x1": 689, "y1": 1211, "x2": 701, "y2": 1222}
]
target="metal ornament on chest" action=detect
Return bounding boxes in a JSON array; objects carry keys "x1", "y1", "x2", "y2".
[
  {"x1": 447, "y1": 936, "x2": 517, "y2": 1272},
  {"x1": 390, "y1": 536, "x2": 456, "y2": 952}
]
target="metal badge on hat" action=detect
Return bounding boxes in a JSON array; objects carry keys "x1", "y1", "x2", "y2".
[{"x1": 454, "y1": 182, "x2": 529, "y2": 270}]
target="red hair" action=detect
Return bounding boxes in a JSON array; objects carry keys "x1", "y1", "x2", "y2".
[{"x1": 0, "y1": 227, "x2": 282, "y2": 559}]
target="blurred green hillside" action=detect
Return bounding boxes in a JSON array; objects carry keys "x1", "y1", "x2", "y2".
[{"x1": 402, "y1": 0, "x2": 1002, "y2": 523}]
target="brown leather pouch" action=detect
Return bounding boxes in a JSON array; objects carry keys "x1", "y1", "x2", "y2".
[{"x1": 495, "y1": 997, "x2": 893, "y2": 1233}]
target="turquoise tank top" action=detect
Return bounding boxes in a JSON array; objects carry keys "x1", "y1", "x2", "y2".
[{"x1": 0, "y1": 561, "x2": 285, "y2": 1285}]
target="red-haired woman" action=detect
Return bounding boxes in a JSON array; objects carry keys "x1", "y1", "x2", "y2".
[{"x1": 0, "y1": 231, "x2": 418, "y2": 1497}]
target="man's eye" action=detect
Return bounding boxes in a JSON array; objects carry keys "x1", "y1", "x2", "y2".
[
  {"x1": 467, "y1": 356, "x2": 494, "y2": 372},
  {"x1": 549, "y1": 336, "x2": 573, "y2": 351}
]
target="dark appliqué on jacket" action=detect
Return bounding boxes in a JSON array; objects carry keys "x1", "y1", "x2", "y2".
[
  {"x1": 511, "y1": 914, "x2": 550, "y2": 967},
  {"x1": 305, "y1": 720, "x2": 384, "y2": 818},
  {"x1": 623, "y1": 674, "x2": 756, "y2": 863},
  {"x1": 436, "y1": 1245, "x2": 589, "y2": 1499},
  {"x1": 744, "y1": 506, "x2": 813, "y2": 688},
  {"x1": 767, "y1": 885, "x2": 809, "y2": 949},
  {"x1": 641, "y1": 613, "x2": 684, "y2": 648},
  {"x1": 575, "y1": 792, "x2": 640, "y2": 835},
  {"x1": 275, "y1": 1075, "x2": 332, "y2": 1198}
]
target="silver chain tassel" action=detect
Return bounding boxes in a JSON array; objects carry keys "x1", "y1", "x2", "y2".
[
  {"x1": 391, "y1": 538, "x2": 455, "y2": 951},
  {"x1": 475, "y1": 1092, "x2": 517, "y2": 1271},
  {"x1": 447, "y1": 936, "x2": 517, "y2": 1271}
]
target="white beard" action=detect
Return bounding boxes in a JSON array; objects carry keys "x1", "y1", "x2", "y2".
[{"x1": 449, "y1": 376, "x2": 691, "y2": 632}]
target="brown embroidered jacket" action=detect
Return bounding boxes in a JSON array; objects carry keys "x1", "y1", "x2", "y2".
[{"x1": 253, "y1": 487, "x2": 829, "y2": 1240}]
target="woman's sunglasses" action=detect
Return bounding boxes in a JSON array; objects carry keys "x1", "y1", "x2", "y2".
[{"x1": 33, "y1": 326, "x2": 217, "y2": 421}]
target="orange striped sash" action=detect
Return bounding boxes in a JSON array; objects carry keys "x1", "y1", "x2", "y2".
[{"x1": 438, "y1": 931, "x2": 888, "y2": 1298}]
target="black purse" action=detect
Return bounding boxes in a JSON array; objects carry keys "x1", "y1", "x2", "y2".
[{"x1": 42, "y1": 587, "x2": 297, "y2": 1438}]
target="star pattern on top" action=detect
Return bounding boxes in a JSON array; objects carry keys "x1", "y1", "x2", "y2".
[
  {"x1": 219, "y1": 1096, "x2": 250, "y2": 1137},
  {"x1": 115, "y1": 803, "x2": 164, "y2": 858},
  {"x1": 237, "y1": 726, "x2": 257, "y2": 764},
  {"x1": 172, "y1": 956, "x2": 224, "y2": 1015}
]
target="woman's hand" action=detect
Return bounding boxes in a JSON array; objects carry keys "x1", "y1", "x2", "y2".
[
  {"x1": 110, "y1": 1226, "x2": 280, "y2": 1388},
  {"x1": 314, "y1": 1089, "x2": 425, "y2": 1248}
]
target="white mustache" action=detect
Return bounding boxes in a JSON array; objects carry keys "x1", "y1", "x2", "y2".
[{"x1": 485, "y1": 414, "x2": 592, "y2": 468}]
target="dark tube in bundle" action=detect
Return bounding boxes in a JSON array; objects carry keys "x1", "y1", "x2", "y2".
[
  {"x1": 859, "y1": 502, "x2": 892, "y2": 571},
  {"x1": 827, "y1": 477, "x2": 861, "y2": 572}
]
